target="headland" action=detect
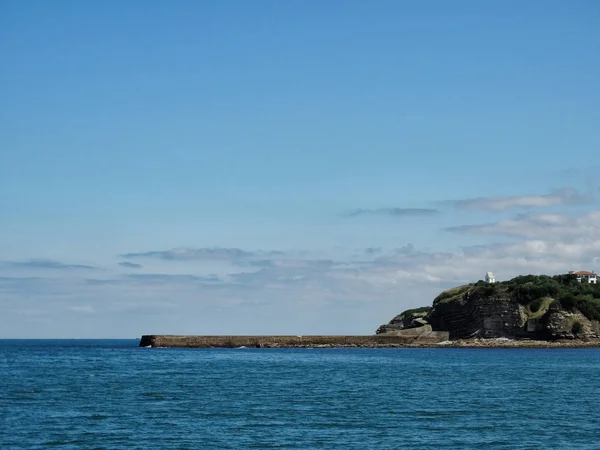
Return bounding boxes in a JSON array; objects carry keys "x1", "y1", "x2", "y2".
[{"x1": 140, "y1": 273, "x2": 600, "y2": 349}]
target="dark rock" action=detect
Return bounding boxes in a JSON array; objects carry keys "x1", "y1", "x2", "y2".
[{"x1": 376, "y1": 307, "x2": 431, "y2": 334}]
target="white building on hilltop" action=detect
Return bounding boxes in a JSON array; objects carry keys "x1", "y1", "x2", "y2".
[
  {"x1": 485, "y1": 272, "x2": 496, "y2": 283},
  {"x1": 569, "y1": 270, "x2": 598, "y2": 284}
]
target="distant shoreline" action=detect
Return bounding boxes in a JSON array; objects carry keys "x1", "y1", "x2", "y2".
[{"x1": 139, "y1": 335, "x2": 600, "y2": 349}]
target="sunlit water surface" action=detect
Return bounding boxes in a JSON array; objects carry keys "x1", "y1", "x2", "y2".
[{"x1": 1, "y1": 340, "x2": 599, "y2": 449}]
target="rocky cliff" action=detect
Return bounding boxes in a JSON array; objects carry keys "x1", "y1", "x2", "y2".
[
  {"x1": 375, "y1": 306, "x2": 431, "y2": 334},
  {"x1": 377, "y1": 275, "x2": 600, "y2": 340}
]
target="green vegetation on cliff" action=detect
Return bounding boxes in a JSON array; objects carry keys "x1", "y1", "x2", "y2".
[{"x1": 433, "y1": 274, "x2": 600, "y2": 322}]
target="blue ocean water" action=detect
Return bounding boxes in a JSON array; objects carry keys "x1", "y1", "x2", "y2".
[{"x1": 1, "y1": 341, "x2": 599, "y2": 449}]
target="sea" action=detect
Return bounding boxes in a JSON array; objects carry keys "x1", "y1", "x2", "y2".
[{"x1": 1, "y1": 340, "x2": 599, "y2": 449}]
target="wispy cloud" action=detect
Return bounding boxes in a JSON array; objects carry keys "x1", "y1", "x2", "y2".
[
  {"x1": 118, "y1": 261, "x2": 143, "y2": 269},
  {"x1": 343, "y1": 207, "x2": 440, "y2": 218},
  {"x1": 449, "y1": 187, "x2": 593, "y2": 211},
  {"x1": 85, "y1": 278, "x2": 121, "y2": 286},
  {"x1": 125, "y1": 273, "x2": 221, "y2": 283},
  {"x1": 121, "y1": 247, "x2": 254, "y2": 260},
  {"x1": 5, "y1": 206, "x2": 600, "y2": 337},
  {"x1": 6, "y1": 259, "x2": 97, "y2": 270},
  {"x1": 247, "y1": 259, "x2": 336, "y2": 270},
  {"x1": 447, "y1": 210, "x2": 600, "y2": 240}
]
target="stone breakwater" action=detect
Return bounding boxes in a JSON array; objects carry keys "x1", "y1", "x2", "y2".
[
  {"x1": 139, "y1": 334, "x2": 600, "y2": 348},
  {"x1": 139, "y1": 333, "x2": 449, "y2": 348}
]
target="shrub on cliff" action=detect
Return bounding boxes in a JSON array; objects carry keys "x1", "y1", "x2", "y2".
[
  {"x1": 473, "y1": 282, "x2": 498, "y2": 297},
  {"x1": 558, "y1": 293, "x2": 576, "y2": 310},
  {"x1": 433, "y1": 285, "x2": 471, "y2": 304},
  {"x1": 572, "y1": 298, "x2": 600, "y2": 322},
  {"x1": 553, "y1": 274, "x2": 579, "y2": 286},
  {"x1": 529, "y1": 297, "x2": 543, "y2": 313},
  {"x1": 504, "y1": 275, "x2": 559, "y2": 304}
]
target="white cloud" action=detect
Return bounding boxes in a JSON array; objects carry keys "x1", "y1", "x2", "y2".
[
  {"x1": 3, "y1": 208, "x2": 600, "y2": 336},
  {"x1": 121, "y1": 247, "x2": 255, "y2": 260},
  {"x1": 448, "y1": 210, "x2": 600, "y2": 240},
  {"x1": 451, "y1": 187, "x2": 593, "y2": 211},
  {"x1": 343, "y1": 208, "x2": 440, "y2": 217}
]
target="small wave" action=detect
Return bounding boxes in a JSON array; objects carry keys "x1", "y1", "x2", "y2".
[{"x1": 90, "y1": 414, "x2": 109, "y2": 421}]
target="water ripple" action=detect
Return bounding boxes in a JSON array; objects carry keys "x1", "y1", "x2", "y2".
[{"x1": 1, "y1": 341, "x2": 599, "y2": 449}]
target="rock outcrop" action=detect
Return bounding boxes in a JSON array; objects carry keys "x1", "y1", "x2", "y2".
[
  {"x1": 377, "y1": 275, "x2": 600, "y2": 340},
  {"x1": 376, "y1": 307, "x2": 431, "y2": 334}
]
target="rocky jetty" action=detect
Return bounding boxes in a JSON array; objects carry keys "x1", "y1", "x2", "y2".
[
  {"x1": 377, "y1": 274, "x2": 600, "y2": 341},
  {"x1": 139, "y1": 334, "x2": 600, "y2": 349},
  {"x1": 139, "y1": 333, "x2": 449, "y2": 348}
]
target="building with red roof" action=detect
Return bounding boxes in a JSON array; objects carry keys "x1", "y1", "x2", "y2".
[{"x1": 568, "y1": 270, "x2": 598, "y2": 284}]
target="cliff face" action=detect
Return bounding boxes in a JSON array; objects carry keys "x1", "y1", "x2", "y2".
[
  {"x1": 427, "y1": 286, "x2": 529, "y2": 339},
  {"x1": 377, "y1": 276, "x2": 600, "y2": 340}
]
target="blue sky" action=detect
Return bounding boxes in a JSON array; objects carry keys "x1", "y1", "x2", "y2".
[{"x1": 1, "y1": 0, "x2": 599, "y2": 337}]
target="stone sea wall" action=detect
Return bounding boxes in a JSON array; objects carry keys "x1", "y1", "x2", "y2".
[
  {"x1": 139, "y1": 334, "x2": 600, "y2": 349},
  {"x1": 139, "y1": 332, "x2": 449, "y2": 348}
]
